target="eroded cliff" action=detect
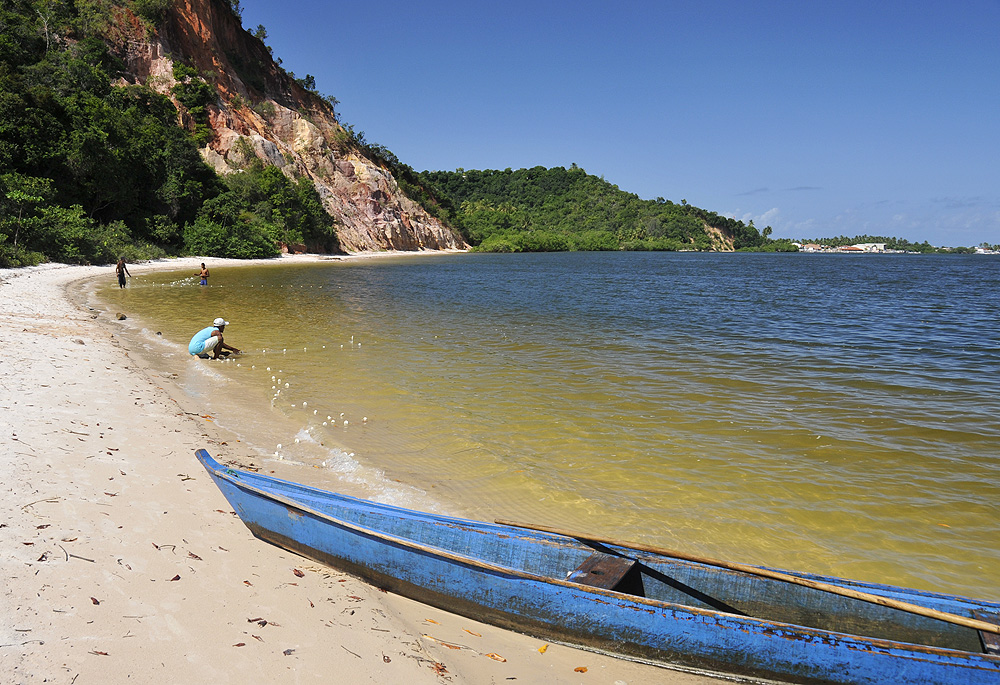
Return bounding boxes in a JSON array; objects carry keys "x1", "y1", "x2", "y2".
[{"x1": 116, "y1": 0, "x2": 466, "y2": 253}]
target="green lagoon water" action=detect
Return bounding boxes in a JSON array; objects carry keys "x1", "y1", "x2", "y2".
[{"x1": 93, "y1": 252, "x2": 1000, "y2": 599}]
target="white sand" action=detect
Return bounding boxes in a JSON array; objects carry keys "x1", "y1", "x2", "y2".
[{"x1": 0, "y1": 257, "x2": 723, "y2": 684}]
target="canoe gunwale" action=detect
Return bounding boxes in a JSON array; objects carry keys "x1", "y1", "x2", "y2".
[{"x1": 201, "y1": 453, "x2": 998, "y2": 662}]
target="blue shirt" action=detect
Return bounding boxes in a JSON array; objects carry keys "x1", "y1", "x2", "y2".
[{"x1": 188, "y1": 326, "x2": 218, "y2": 355}]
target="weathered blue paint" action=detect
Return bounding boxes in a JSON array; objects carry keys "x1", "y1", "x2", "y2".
[{"x1": 196, "y1": 449, "x2": 1000, "y2": 684}]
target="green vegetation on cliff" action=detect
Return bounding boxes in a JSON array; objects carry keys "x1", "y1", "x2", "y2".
[
  {"x1": 0, "y1": 0, "x2": 220, "y2": 266},
  {"x1": 185, "y1": 162, "x2": 335, "y2": 259},
  {"x1": 419, "y1": 166, "x2": 770, "y2": 252},
  {"x1": 0, "y1": 0, "x2": 338, "y2": 267}
]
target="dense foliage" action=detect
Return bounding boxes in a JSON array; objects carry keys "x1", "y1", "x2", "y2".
[
  {"x1": 185, "y1": 162, "x2": 337, "y2": 258},
  {"x1": 0, "y1": 0, "x2": 338, "y2": 267},
  {"x1": 0, "y1": 0, "x2": 227, "y2": 266},
  {"x1": 418, "y1": 166, "x2": 768, "y2": 252}
]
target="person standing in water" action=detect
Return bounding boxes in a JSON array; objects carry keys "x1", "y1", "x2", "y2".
[
  {"x1": 115, "y1": 258, "x2": 131, "y2": 288},
  {"x1": 188, "y1": 317, "x2": 241, "y2": 359},
  {"x1": 196, "y1": 263, "x2": 210, "y2": 286}
]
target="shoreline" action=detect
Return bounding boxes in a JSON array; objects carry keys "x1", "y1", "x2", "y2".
[{"x1": 1, "y1": 255, "x2": 719, "y2": 684}]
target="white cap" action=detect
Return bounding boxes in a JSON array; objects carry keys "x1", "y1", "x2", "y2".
[{"x1": 213, "y1": 317, "x2": 229, "y2": 327}]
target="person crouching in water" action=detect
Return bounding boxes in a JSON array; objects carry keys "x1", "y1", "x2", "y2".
[{"x1": 188, "y1": 317, "x2": 241, "y2": 359}]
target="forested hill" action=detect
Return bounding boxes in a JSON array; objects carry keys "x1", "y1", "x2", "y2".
[
  {"x1": 420, "y1": 166, "x2": 774, "y2": 252},
  {"x1": 0, "y1": 0, "x2": 774, "y2": 267}
]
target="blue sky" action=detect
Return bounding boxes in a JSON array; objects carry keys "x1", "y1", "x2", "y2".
[{"x1": 238, "y1": 0, "x2": 998, "y2": 247}]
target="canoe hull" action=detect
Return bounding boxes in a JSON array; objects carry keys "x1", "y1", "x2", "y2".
[{"x1": 197, "y1": 450, "x2": 1000, "y2": 684}]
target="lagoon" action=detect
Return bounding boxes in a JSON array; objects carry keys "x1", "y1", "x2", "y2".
[{"x1": 95, "y1": 251, "x2": 1000, "y2": 599}]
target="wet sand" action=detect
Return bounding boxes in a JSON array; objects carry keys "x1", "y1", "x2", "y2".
[{"x1": 0, "y1": 256, "x2": 725, "y2": 684}]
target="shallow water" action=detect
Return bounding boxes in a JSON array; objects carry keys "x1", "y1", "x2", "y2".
[{"x1": 95, "y1": 252, "x2": 1000, "y2": 599}]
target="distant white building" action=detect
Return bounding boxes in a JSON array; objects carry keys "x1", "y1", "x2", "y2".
[{"x1": 852, "y1": 243, "x2": 886, "y2": 252}]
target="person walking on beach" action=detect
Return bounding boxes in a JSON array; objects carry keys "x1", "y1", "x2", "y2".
[
  {"x1": 196, "y1": 263, "x2": 210, "y2": 286},
  {"x1": 188, "y1": 317, "x2": 241, "y2": 359},
  {"x1": 115, "y1": 258, "x2": 131, "y2": 288}
]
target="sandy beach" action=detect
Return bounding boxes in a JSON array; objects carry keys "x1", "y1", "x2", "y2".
[{"x1": 0, "y1": 256, "x2": 722, "y2": 684}]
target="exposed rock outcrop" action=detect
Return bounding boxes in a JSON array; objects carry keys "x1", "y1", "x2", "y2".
[
  {"x1": 115, "y1": 0, "x2": 466, "y2": 253},
  {"x1": 703, "y1": 223, "x2": 735, "y2": 251}
]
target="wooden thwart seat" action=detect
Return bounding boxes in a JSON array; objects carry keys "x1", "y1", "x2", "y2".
[
  {"x1": 568, "y1": 552, "x2": 638, "y2": 592},
  {"x1": 973, "y1": 610, "x2": 1000, "y2": 656}
]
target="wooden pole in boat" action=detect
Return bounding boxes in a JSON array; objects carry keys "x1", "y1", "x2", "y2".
[{"x1": 495, "y1": 519, "x2": 1000, "y2": 636}]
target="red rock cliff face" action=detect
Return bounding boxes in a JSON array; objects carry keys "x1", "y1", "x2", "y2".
[{"x1": 117, "y1": 0, "x2": 466, "y2": 253}]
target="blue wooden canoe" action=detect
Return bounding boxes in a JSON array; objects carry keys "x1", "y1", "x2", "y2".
[{"x1": 195, "y1": 449, "x2": 1000, "y2": 683}]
